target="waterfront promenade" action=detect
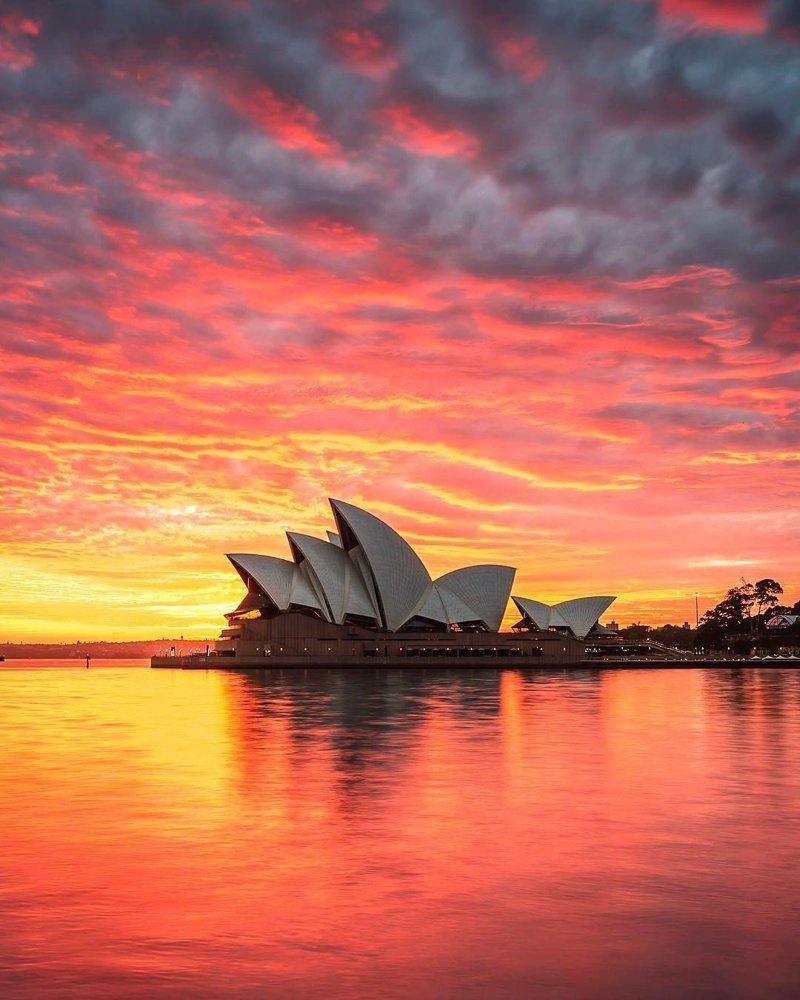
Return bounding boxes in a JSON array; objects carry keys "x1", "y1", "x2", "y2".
[{"x1": 151, "y1": 653, "x2": 800, "y2": 670}]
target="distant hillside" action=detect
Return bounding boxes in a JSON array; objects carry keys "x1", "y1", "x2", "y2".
[{"x1": 0, "y1": 639, "x2": 215, "y2": 659}]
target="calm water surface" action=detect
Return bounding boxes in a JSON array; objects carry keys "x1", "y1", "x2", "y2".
[{"x1": 1, "y1": 661, "x2": 800, "y2": 999}]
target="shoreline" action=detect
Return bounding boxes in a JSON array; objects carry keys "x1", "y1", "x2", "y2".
[{"x1": 151, "y1": 654, "x2": 800, "y2": 670}]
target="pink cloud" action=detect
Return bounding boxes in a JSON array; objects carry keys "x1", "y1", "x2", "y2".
[{"x1": 660, "y1": 0, "x2": 767, "y2": 34}]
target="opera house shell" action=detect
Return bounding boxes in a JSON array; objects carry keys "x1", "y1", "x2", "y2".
[{"x1": 215, "y1": 499, "x2": 615, "y2": 664}]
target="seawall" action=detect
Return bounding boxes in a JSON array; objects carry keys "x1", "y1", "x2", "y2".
[{"x1": 151, "y1": 654, "x2": 800, "y2": 670}]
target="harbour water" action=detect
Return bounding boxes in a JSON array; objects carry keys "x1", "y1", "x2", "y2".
[{"x1": 2, "y1": 661, "x2": 800, "y2": 998}]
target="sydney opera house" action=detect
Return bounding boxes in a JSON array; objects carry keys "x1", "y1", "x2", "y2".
[{"x1": 201, "y1": 499, "x2": 615, "y2": 667}]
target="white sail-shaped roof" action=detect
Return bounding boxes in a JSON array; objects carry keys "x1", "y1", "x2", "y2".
[
  {"x1": 343, "y1": 558, "x2": 380, "y2": 621},
  {"x1": 227, "y1": 554, "x2": 296, "y2": 611},
  {"x1": 512, "y1": 594, "x2": 616, "y2": 638},
  {"x1": 554, "y1": 596, "x2": 616, "y2": 639},
  {"x1": 226, "y1": 499, "x2": 615, "y2": 638},
  {"x1": 330, "y1": 499, "x2": 432, "y2": 631},
  {"x1": 416, "y1": 586, "x2": 449, "y2": 624},
  {"x1": 415, "y1": 583, "x2": 480, "y2": 625},
  {"x1": 436, "y1": 584, "x2": 483, "y2": 625},
  {"x1": 290, "y1": 564, "x2": 325, "y2": 611},
  {"x1": 512, "y1": 596, "x2": 551, "y2": 630},
  {"x1": 436, "y1": 565, "x2": 515, "y2": 632},
  {"x1": 548, "y1": 606, "x2": 570, "y2": 629},
  {"x1": 227, "y1": 553, "x2": 323, "y2": 614},
  {"x1": 288, "y1": 533, "x2": 345, "y2": 622},
  {"x1": 348, "y1": 545, "x2": 383, "y2": 620},
  {"x1": 287, "y1": 532, "x2": 378, "y2": 625}
]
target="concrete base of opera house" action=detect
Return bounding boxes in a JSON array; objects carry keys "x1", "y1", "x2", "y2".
[
  {"x1": 152, "y1": 652, "x2": 581, "y2": 669},
  {"x1": 154, "y1": 614, "x2": 800, "y2": 671},
  {"x1": 191, "y1": 610, "x2": 591, "y2": 667}
]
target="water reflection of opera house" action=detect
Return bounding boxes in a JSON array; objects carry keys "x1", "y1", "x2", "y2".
[{"x1": 208, "y1": 499, "x2": 615, "y2": 666}]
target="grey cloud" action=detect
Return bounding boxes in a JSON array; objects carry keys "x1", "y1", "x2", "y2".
[
  {"x1": 474, "y1": 0, "x2": 657, "y2": 47},
  {"x1": 2, "y1": 0, "x2": 800, "y2": 289},
  {"x1": 727, "y1": 106, "x2": 786, "y2": 152},
  {"x1": 241, "y1": 315, "x2": 345, "y2": 352},
  {"x1": 1, "y1": 336, "x2": 88, "y2": 362},
  {"x1": 348, "y1": 303, "x2": 457, "y2": 324},
  {"x1": 383, "y1": 0, "x2": 510, "y2": 108},
  {"x1": 770, "y1": 0, "x2": 800, "y2": 35},
  {"x1": 596, "y1": 401, "x2": 774, "y2": 434},
  {"x1": 488, "y1": 300, "x2": 571, "y2": 326}
]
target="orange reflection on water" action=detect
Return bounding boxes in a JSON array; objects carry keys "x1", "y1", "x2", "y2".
[{"x1": 1, "y1": 663, "x2": 800, "y2": 999}]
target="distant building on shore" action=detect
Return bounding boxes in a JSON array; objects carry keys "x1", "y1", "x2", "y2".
[{"x1": 766, "y1": 615, "x2": 799, "y2": 629}]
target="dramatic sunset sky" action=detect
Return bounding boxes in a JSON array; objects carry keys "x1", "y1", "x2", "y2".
[{"x1": 1, "y1": 0, "x2": 799, "y2": 641}]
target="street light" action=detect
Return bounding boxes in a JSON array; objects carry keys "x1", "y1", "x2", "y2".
[{"x1": 695, "y1": 592, "x2": 700, "y2": 630}]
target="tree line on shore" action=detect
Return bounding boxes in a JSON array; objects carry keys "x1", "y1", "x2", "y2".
[
  {"x1": 618, "y1": 579, "x2": 800, "y2": 652},
  {"x1": 695, "y1": 579, "x2": 799, "y2": 650}
]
